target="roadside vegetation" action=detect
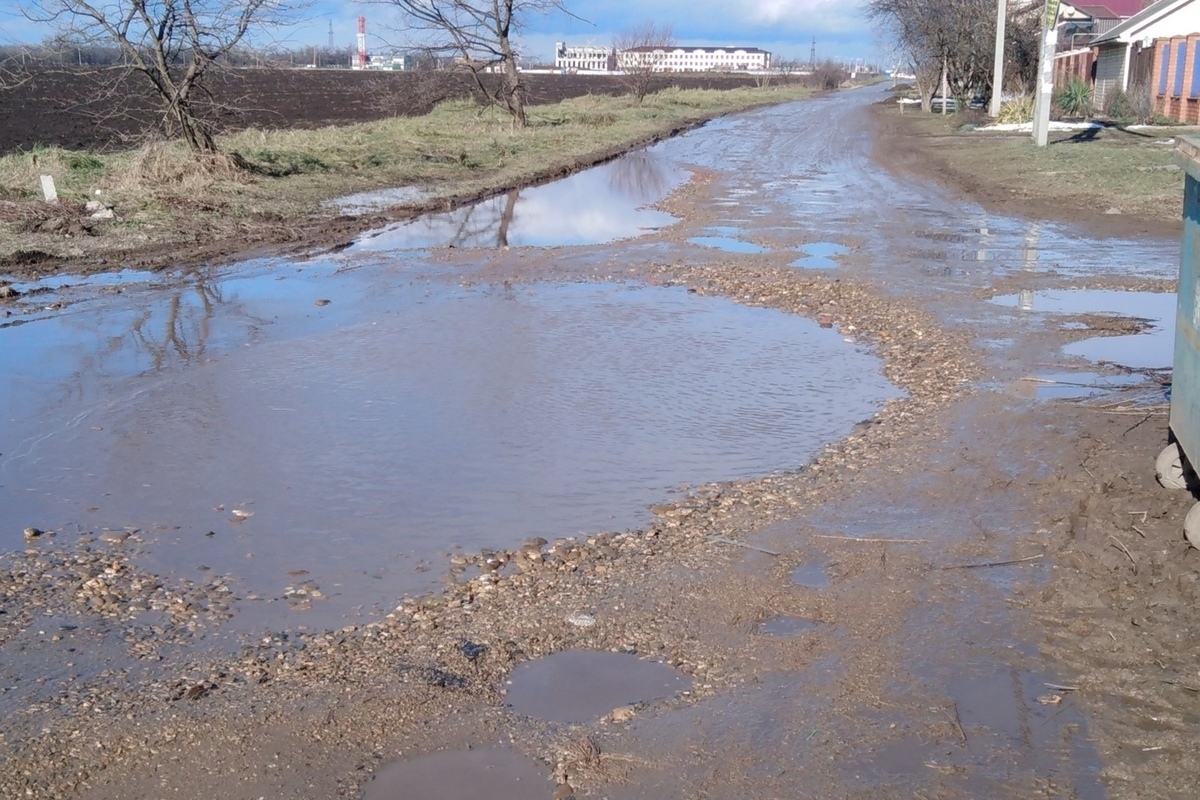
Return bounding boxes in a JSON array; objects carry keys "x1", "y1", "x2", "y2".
[
  {"x1": 0, "y1": 83, "x2": 812, "y2": 265},
  {"x1": 881, "y1": 97, "x2": 1185, "y2": 225}
]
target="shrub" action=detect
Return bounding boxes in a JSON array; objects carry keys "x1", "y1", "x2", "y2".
[
  {"x1": 1104, "y1": 88, "x2": 1136, "y2": 124},
  {"x1": 1055, "y1": 78, "x2": 1092, "y2": 118},
  {"x1": 997, "y1": 93, "x2": 1034, "y2": 124}
]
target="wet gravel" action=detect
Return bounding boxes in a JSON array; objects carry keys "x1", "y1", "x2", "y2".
[{"x1": 0, "y1": 260, "x2": 980, "y2": 798}]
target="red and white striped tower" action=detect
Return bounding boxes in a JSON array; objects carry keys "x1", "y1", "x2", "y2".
[{"x1": 356, "y1": 16, "x2": 368, "y2": 70}]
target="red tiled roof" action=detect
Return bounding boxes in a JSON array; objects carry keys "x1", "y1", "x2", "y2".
[{"x1": 1072, "y1": 0, "x2": 1147, "y2": 18}]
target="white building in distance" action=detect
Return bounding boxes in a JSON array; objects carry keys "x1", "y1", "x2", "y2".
[
  {"x1": 617, "y1": 45, "x2": 772, "y2": 72},
  {"x1": 555, "y1": 43, "x2": 616, "y2": 72}
]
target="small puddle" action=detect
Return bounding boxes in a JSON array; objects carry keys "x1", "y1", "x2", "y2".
[
  {"x1": 1015, "y1": 370, "x2": 1146, "y2": 400},
  {"x1": 758, "y1": 615, "x2": 822, "y2": 636},
  {"x1": 361, "y1": 748, "x2": 548, "y2": 800},
  {"x1": 791, "y1": 242, "x2": 848, "y2": 269},
  {"x1": 6, "y1": 268, "x2": 159, "y2": 294},
  {"x1": 991, "y1": 289, "x2": 1177, "y2": 369},
  {"x1": 322, "y1": 186, "x2": 429, "y2": 215},
  {"x1": 353, "y1": 150, "x2": 686, "y2": 250},
  {"x1": 504, "y1": 650, "x2": 691, "y2": 722},
  {"x1": 688, "y1": 236, "x2": 769, "y2": 254},
  {"x1": 789, "y1": 561, "x2": 829, "y2": 588}
]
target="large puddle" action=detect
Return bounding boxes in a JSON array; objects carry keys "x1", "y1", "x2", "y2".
[
  {"x1": 352, "y1": 150, "x2": 686, "y2": 250},
  {"x1": 1, "y1": 275, "x2": 898, "y2": 628},
  {"x1": 504, "y1": 649, "x2": 692, "y2": 722}
]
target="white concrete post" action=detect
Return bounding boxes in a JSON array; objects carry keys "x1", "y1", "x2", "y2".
[{"x1": 990, "y1": 0, "x2": 1008, "y2": 117}]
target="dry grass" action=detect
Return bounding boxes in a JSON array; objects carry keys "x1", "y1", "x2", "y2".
[{"x1": 894, "y1": 108, "x2": 1184, "y2": 223}]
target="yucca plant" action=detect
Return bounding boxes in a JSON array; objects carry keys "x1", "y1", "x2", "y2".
[
  {"x1": 1056, "y1": 78, "x2": 1093, "y2": 118},
  {"x1": 997, "y1": 93, "x2": 1034, "y2": 124}
]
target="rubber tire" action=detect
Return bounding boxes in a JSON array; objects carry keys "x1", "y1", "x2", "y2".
[
  {"x1": 1156, "y1": 443, "x2": 1190, "y2": 490},
  {"x1": 1185, "y1": 503, "x2": 1200, "y2": 549}
]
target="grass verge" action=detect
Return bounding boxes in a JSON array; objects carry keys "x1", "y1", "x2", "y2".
[
  {"x1": 0, "y1": 84, "x2": 812, "y2": 268},
  {"x1": 878, "y1": 101, "x2": 1186, "y2": 230}
]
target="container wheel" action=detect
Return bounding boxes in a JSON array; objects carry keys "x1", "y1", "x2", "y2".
[
  {"x1": 1156, "y1": 443, "x2": 1191, "y2": 490},
  {"x1": 1185, "y1": 503, "x2": 1200, "y2": 549}
]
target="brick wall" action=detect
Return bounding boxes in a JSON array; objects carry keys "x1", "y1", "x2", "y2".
[{"x1": 1151, "y1": 34, "x2": 1200, "y2": 124}]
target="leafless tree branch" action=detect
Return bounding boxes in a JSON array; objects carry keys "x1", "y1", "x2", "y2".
[
  {"x1": 613, "y1": 22, "x2": 674, "y2": 103},
  {"x1": 23, "y1": 0, "x2": 309, "y2": 155},
  {"x1": 378, "y1": 0, "x2": 572, "y2": 127}
]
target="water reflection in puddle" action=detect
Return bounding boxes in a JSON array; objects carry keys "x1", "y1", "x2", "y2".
[
  {"x1": 791, "y1": 242, "x2": 848, "y2": 269},
  {"x1": 352, "y1": 151, "x2": 686, "y2": 250},
  {"x1": 361, "y1": 748, "x2": 548, "y2": 800},
  {"x1": 991, "y1": 290, "x2": 1177, "y2": 368},
  {"x1": 758, "y1": 615, "x2": 822, "y2": 636},
  {"x1": 505, "y1": 650, "x2": 691, "y2": 722},
  {"x1": 1015, "y1": 371, "x2": 1147, "y2": 400},
  {"x1": 322, "y1": 185, "x2": 429, "y2": 216},
  {"x1": 1, "y1": 279, "x2": 898, "y2": 626},
  {"x1": 687, "y1": 236, "x2": 769, "y2": 254},
  {"x1": 790, "y1": 560, "x2": 829, "y2": 588}
]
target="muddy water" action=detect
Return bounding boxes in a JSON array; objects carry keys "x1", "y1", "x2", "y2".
[
  {"x1": 361, "y1": 748, "x2": 549, "y2": 800},
  {"x1": 1, "y1": 274, "x2": 896, "y2": 628},
  {"x1": 504, "y1": 650, "x2": 691, "y2": 722}
]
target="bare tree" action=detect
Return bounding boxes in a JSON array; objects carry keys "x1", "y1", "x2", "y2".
[
  {"x1": 380, "y1": 0, "x2": 571, "y2": 127},
  {"x1": 613, "y1": 22, "x2": 674, "y2": 103},
  {"x1": 25, "y1": 0, "x2": 307, "y2": 156},
  {"x1": 868, "y1": 0, "x2": 995, "y2": 112}
]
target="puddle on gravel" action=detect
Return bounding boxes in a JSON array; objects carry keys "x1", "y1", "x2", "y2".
[
  {"x1": 352, "y1": 150, "x2": 686, "y2": 250},
  {"x1": 791, "y1": 242, "x2": 849, "y2": 269},
  {"x1": 687, "y1": 236, "x2": 769, "y2": 254},
  {"x1": 0, "y1": 277, "x2": 899, "y2": 629},
  {"x1": 789, "y1": 560, "x2": 830, "y2": 588},
  {"x1": 504, "y1": 650, "x2": 691, "y2": 722},
  {"x1": 758, "y1": 615, "x2": 822, "y2": 636},
  {"x1": 322, "y1": 186, "x2": 429, "y2": 216},
  {"x1": 992, "y1": 289, "x2": 1177, "y2": 369},
  {"x1": 361, "y1": 748, "x2": 548, "y2": 800}
]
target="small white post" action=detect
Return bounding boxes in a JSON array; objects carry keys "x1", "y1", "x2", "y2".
[{"x1": 39, "y1": 175, "x2": 58, "y2": 203}]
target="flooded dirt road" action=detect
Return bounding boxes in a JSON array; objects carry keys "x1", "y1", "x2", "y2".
[{"x1": 1, "y1": 84, "x2": 1195, "y2": 798}]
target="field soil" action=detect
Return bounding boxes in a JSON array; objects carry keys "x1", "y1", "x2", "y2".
[
  {"x1": 1, "y1": 84, "x2": 1197, "y2": 799},
  {"x1": 0, "y1": 68, "x2": 767, "y2": 154}
]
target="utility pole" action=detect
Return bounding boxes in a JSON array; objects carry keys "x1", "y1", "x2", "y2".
[
  {"x1": 989, "y1": 0, "x2": 1007, "y2": 117},
  {"x1": 1032, "y1": 0, "x2": 1062, "y2": 146},
  {"x1": 810, "y1": 38, "x2": 816, "y2": 70},
  {"x1": 328, "y1": 20, "x2": 335, "y2": 51},
  {"x1": 941, "y1": 55, "x2": 949, "y2": 115}
]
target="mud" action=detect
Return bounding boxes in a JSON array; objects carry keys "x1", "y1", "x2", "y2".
[{"x1": 0, "y1": 82, "x2": 1196, "y2": 800}]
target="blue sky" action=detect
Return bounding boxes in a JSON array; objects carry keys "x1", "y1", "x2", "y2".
[{"x1": 1, "y1": 1, "x2": 879, "y2": 64}]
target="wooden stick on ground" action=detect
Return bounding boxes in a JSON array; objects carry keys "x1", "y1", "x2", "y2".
[
  {"x1": 708, "y1": 537, "x2": 781, "y2": 556},
  {"x1": 939, "y1": 554, "x2": 1044, "y2": 570},
  {"x1": 816, "y1": 535, "x2": 929, "y2": 544}
]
